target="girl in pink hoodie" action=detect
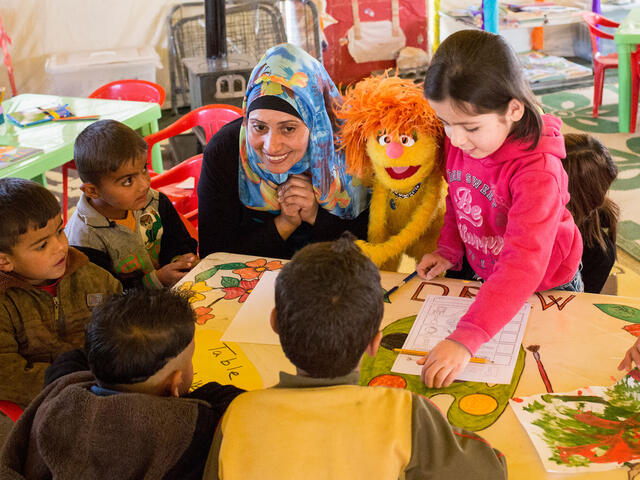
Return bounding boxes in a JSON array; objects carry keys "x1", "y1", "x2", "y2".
[{"x1": 416, "y1": 30, "x2": 583, "y2": 388}]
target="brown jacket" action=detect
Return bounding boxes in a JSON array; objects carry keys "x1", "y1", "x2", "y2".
[
  {"x1": 0, "y1": 248, "x2": 121, "y2": 407},
  {"x1": 1, "y1": 371, "x2": 243, "y2": 480}
]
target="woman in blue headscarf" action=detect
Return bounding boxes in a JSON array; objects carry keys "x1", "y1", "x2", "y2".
[{"x1": 198, "y1": 44, "x2": 369, "y2": 258}]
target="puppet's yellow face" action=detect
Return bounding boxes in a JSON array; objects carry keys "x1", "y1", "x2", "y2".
[{"x1": 365, "y1": 131, "x2": 438, "y2": 192}]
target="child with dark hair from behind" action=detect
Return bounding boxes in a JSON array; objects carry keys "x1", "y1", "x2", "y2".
[
  {"x1": 0, "y1": 178, "x2": 121, "y2": 408},
  {"x1": 204, "y1": 233, "x2": 506, "y2": 479},
  {"x1": 0, "y1": 289, "x2": 244, "y2": 479},
  {"x1": 562, "y1": 133, "x2": 619, "y2": 293},
  {"x1": 65, "y1": 119, "x2": 198, "y2": 290}
]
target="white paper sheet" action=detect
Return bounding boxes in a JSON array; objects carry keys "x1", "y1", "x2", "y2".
[
  {"x1": 220, "y1": 270, "x2": 280, "y2": 345},
  {"x1": 391, "y1": 295, "x2": 531, "y2": 384}
]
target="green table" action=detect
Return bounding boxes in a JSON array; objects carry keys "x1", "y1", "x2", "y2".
[
  {"x1": 0, "y1": 93, "x2": 162, "y2": 184},
  {"x1": 614, "y1": 8, "x2": 640, "y2": 133}
]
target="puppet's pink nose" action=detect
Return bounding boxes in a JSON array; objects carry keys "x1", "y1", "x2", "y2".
[{"x1": 386, "y1": 142, "x2": 404, "y2": 159}]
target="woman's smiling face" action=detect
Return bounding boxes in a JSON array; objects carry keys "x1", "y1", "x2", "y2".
[{"x1": 247, "y1": 109, "x2": 310, "y2": 174}]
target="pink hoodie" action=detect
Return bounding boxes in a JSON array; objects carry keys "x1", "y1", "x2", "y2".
[{"x1": 437, "y1": 114, "x2": 582, "y2": 354}]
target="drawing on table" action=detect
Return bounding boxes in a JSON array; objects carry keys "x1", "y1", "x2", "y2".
[
  {"x1": 360, "y1": 315, "x2": 526, "y2": 431},
  {"x1": 178, "y1": 258, "x2": 284, "y2": 321},
  {"x1": 510, "y1": 370, "x2": 640, "y2": 475},
  {"x1": 177, "y1": 258, "x2": 284, "y2": 390},
  {"x1": 594, "y1": 303, "x2": 640, "y2": 324},
  {"x1": 527, "y1": 345, "x2": 554, "y2": 393},
  {"x1": 391, "y1": 295, "x2": 530, "y2": 384}
]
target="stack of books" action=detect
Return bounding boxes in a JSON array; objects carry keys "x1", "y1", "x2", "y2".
[{"x1": 518, "y1": 51, "x2": 592, "y2": 84}]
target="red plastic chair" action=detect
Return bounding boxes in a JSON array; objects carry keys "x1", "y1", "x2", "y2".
[
  {"x1": 145, "y1": 104, "x2": 243, "y2": 234},
  {"x1": 150, "y1": 154, "x2": 202, "y2": 238},
  {"x1": 61, "y1": 79, "x2": 166, "y2": 223},
  {"x1": 144, "y1": 104, "x2": 243, "y2": 171},
  {"x1": 582, "y1": 11, "x2": 640, "y2": 131},
  {"x1": 89, "y1": 79, "x2": 166, "y2": 104},
  {"x1": 0, "y1": 400, "x2": 23, "y2": 423},
  {"x1": 0, "y1": 14, "x2": 16, "y2": 96}
]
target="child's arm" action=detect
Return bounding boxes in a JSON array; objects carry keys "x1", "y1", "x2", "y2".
[
  {"x1": 453, "y1": 171, "x2": 570, "y2": 350},
  {"x1": 157, "y1": 192, "x2": 198, "y2": 266},
  {"x1": 405, "y1": 394, "x2": 507, "y2": 479},
  {"x1": 0, "y1": 305, "x2": 50, "y2": 406},
  {"x1": 433, "y1": 186, "x2": 465, "y2": 270},
  {"x1": 155, "y1": 253, "x2": 197, "y2": 287},
  {"x1": 44, "y1": 349, "x2": 89, "y2": 386},
  {"x1": 618, "y1": 337, "x2": 640, "y2": 372},
  {"x1": 417, "y1": 339, "x2": 471, "y2": 388},
  {"x1": 187, "y1": 382, "x2": 245, "y2": 419},
  {"x1": 417, "y1": 252, "x2": 453, "y2": 281}
]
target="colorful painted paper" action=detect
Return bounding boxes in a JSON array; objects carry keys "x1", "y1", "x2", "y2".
[{"x1": 509, "y1": 370, "x2": 640, "y2": 473}]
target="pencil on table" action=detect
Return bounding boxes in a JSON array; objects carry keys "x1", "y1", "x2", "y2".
[{"x1": 392, "y1": 348, "x2": 492, "y2": 364}]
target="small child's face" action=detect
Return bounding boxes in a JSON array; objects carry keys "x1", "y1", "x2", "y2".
[
  {"x1": 86, "y1": 154, "x2": 150, "y2": 218},
  {"x1": 0, "y1": 215, "x2": 69, "y2": 285},
  {"x1": 429, "y1": 97, "x2": 523, "y2": 159}
]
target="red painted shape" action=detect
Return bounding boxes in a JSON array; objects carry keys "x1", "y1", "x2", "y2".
[
  {"x1": 555, "y1": 412, "x2": 640, "y2": 465},
  {"x1": 623, "y1": 324, "x2": 640, "y2": 337},
  {"x1": 535, "y1": 292, "x2": 576, "y2": 311},
  {"x1": 369, "y1": 374, "x2": 407, "y2": 389}
]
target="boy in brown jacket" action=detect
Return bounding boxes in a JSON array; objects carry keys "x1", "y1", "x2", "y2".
[
  {"x1": 1, "y1": 289, "x2": 243, "y2": 479},
  {"x1": 0, "y1": 178, "x2": 121, "y2": 407}
]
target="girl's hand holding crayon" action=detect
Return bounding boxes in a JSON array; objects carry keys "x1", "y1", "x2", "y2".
[
  {"x1": 618, "y1": 337, "x2": 640, "y2": 372},
  {"x1": 417, "y1": 252, "x2": 454, "y2": 281},
  {"x1": 417, "y1": 339, "x2": 471, "y2": 388}
]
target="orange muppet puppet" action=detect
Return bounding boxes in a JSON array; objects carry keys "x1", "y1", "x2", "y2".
[{"x1": 337, "y1": 75, "x2": 446, "y2": 271}]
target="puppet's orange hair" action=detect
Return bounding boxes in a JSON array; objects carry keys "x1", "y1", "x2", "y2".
[{"x1": 337, "y1": 74, "x2": 443, "y2": 179}]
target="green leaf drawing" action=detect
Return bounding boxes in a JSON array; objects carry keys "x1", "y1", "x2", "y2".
[
  {"x1": 523, "y1": 400, "x2": 546, "y2": 413},
  {"x1": 594, "y1": 304, "x2": 640, "y2": 324},
  {"x1": 194, "y1": 267, "x2": 219, "y2": 283},
  {"x1": 220, "y1": 276, "x2": 240, "y2": 288},
  {"x1": 218, "y1": 263, "x2": 248, "y2": 270}
]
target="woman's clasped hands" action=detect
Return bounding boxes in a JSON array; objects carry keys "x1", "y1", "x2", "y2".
[{"x1": 276, "y1": 173, "x2": 319, "y2": 229}]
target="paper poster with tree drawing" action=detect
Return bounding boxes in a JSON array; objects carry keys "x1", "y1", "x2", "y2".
[{"x1": 509, "y1": 369, "x2": 640, "y2": 474}]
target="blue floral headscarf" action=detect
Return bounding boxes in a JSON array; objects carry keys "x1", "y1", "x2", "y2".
[{"x1": 238, "y1": 43, "x2": 366, "y2": 219}]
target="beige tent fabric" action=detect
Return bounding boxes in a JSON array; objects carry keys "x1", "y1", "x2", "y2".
[{"x1": 0, "y1": 0, "x2": 175, "y2": 107}]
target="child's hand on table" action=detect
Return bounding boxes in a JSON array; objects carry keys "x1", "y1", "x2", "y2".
[
  {"x1": 417, "y1": 252, "x2": 453, "y2": 281},
  {"x1": 157, "y1": 254, "x2": 198, "y2": 287},
  {"x1": 417, "y1": 339, "x2": 471, "y2": 388},
  {"x1": 618, "y1": 336, "x2": 640, "y2": 372}
]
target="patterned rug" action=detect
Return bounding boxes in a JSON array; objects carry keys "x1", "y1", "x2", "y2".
[{"x1": 537, "y1": 83, "x2": 640, "y2": 262}]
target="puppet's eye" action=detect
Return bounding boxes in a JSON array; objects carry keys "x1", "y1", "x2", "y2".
[
  {"x1": 400, "y1": 135, "x2": 415, "y2": 147},
  {"x1": 378, "y1": 135, "x2": 391, "y2": 146}
]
